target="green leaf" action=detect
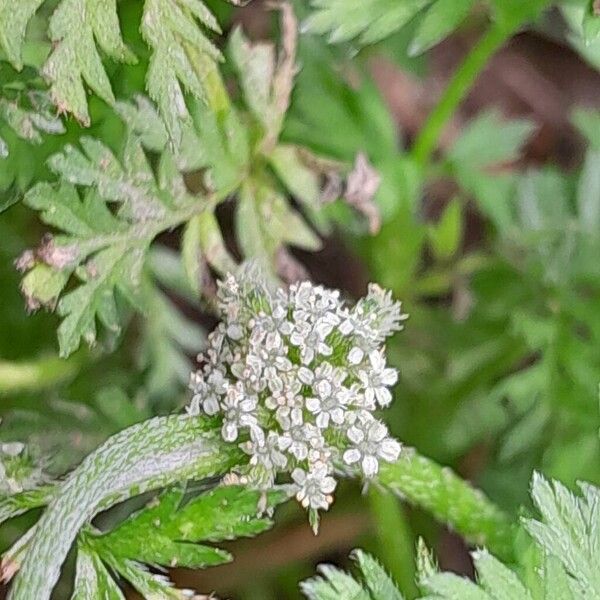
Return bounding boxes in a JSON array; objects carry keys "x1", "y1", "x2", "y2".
[
  {"x1": 419, "y1": 570, "x2": 491, "y2": 598},
  {"x1": 0, "y1": 64, "x2": 66, "y2": 165},
  {"x1": 116, "y1": 94, "x2": 207, "y2": 173},
  {"x1": 561, "y1": 4, "x2": 600, "y2": 70},
  {"x1": 0, "y1": 0, "x2": 45, "y2": 69},
  {"x1": 20, "y1": 264, "x2": 70, "y2": 311},
  {"x1": 427, "y1": 198, "x2": 462, "y2": 261},
  {"x1": 189, "y1": 96, "x2": 250, "y2": 192},
  {"x1": 268, "y1": 144, "x2": 322, "y2": 211},
  {"x1": 21, "y1": 136, "x2": 200, "y2": 357},
  {"x1": 448, "y1": 110, "x2": 535, "y2": 172},
  {"x1": 305, "y1": 0, "x2": 428, "y2": 46},
  {"x1": 141, "y1": 0, "x2": 226, "y2": 143},
  {"x1": 43, "y1": 0, "x2": 136, "y2": 126},
  {"x1": 115, "y1": 95, "x2": 170, "y2": 153},
  {"x1": 0, "y1": 0, "x2": 239, "y2": 140},
  {"x1": 139, "y1": 282, "x2": 204, "y2": 401},
  {"x1": 0, "y1": 92, "x2": 65, "y2": 147},
  {"x1": 471, "y1": 550, "x2": 532, "y2": 598},
  {"x1": 409, "y1": 0, "x2": 475, "y2": 56},
  {"x1": 6, "y1": 416, "x2": 240, "y2": 600},
  {"x1": 386, "y1": 474, "x2": 600, "y2": 600},
  {"x1": 542, "y1": 555, "x2": 576, "y2": 600},
  {"x1": 0, "y1": 486, "x2": 55, "y2": 526},
  {"x1": 229, "y1": 5, "x2": 297, "y2": 149},
  {"x1": 229, "y1": 26, "x2": 276, "y2": 132},
  {"x1": 301, "y1": 548, "x2": 404, "y2": 600},
  {"x1": 106, "y1": 559, "x2": 193, "y2": 600},
  {"x1": 523, "y1": 473, "x2": 600, "y2": 596},
  {"x1": 183, "y1": 211, "x2": 236, "y2": 291},
  {"x1": 582, "y1": 0, "x2": 600, "y2": 44},
  {"x1": 84, "y1": 485, "x2": 289, "y2": 595},
  {"x1": 302, "y1": 564, "x2": 372, "y2": 600},
  {"x1": 352, "y1": 550, "x2": 405, "y2": 600},
  {"x1": 92, "y1": 484, "x2": 289, "y2": 555},
  {"x1": 237, "y1": 177, "x2": 322, "y2": 272},
  {"x1": 72, "y1": 545, "x2": 126, "y2": 600}
]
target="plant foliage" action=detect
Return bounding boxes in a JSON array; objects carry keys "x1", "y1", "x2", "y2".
[
  {"x1": 2, "y1": 0, "x2": 600, "y2": 598},
  {"x1": 74, "y1": 485, "x2": 289, "y2": 598},
  {"x1": 305, "y1": 0, "x2": 476, "y2": 52},
  {"x1": 16, "y1": 6, "x2": 346, "y2": 361},
  {"x1": 303, "y1": 473, "x2": 600, "y2": 599}
]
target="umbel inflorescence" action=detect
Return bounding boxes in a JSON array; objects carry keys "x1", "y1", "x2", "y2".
[{"x1": 189, "y1": 268, "x2": 406, "y2": 525}]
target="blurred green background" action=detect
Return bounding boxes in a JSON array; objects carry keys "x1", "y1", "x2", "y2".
[{"x1": 2, "y1": 1, "x2": 600, "y2": 598}]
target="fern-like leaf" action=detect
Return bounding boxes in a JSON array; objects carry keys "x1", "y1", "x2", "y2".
[
  {"x1": 43, "y1": 0, "x2": 136, "y2": 126},
  {"x1": 305, "y1": 0, "x2": 476, "y2": 50},
  {"x1": 19, "y1": 136, "x2": 203, "y2": 357},
  {"x1": 72, "y1": 545, "x2": 126, "y2": 600},
  {"x1": 301, "y1": 548, "x2": 404, "y2": 600},
  {"x1": 305, "y1": 0, "x2": 548, "y2": 53},
  {"x1": 303, "y1": 473, "x2": 600, "y2": 600},
  {"x1": 523, "y1": 472, "x2": 600, "y2": 597},
  {"x1": 0, "y1": 62, "x2": 65, "y2": 180},
  {"x1": 76, "y1": 484, "x2": 289, "y2": 598},
  {"x1": 141, "y1": 0, "x2": 227, "y2": 143},
  {"x1": 18, "y1": 7, "x2": 345, "y2": 363},
  {"x1": 0, "y1": 0, "x2": 242, "y2": 139},
  {"x1": 0, "y1": 0, "x2": 45, "y2": 70}
]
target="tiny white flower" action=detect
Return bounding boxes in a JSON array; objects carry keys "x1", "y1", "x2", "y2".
[
  {"x1": 306, "y1": 390, "x2": 346, "y2": 429},
  {"x1": 292, "y1": 464, "x2": 336, "y2": 510},
  {"x1": 220, "y1": 385, "x2": 258, "y2": 442},
  {"x1": 343, "y1": 414, "x2": 400, "y2": 477},
  {"x1": 279, "y1": 422, "x2": 320, "y2": 461},
  {"x1": 275, "y1": 356, "x2": 293, "y2": 372},
  {"x1": 348, "y1": 346, "x2": 364, "y2": 365},
  {"x1": 186, "y1": 396, "x2": 201, "y2": 416},
  {"x1": 226, "y1": 322, "x2": 244, "y2": 340},
  {"x1": 297, "y1": 366, "x2": 314, "y2": 385},
  {"x1": 242, "y1": 431, "x2": 288, "y2": 471},
  {"x1": 358, "y1": 350, "x2": 398, "y2": 407}
]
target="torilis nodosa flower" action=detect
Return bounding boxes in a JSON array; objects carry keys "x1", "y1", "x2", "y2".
[{"x1": 189, "y1": 267, "x2": 406, "y2": 527}]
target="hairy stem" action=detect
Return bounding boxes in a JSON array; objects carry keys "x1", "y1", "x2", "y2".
[
  {"x1": 8, "y1": 415, "x2": 241, "y2": 600},
  {"x1": 410, "y1": 23, "x2": 512, "y2": 166},
  {"x1": 378, "y1": 449, "x2": 515, "y2": 561}
]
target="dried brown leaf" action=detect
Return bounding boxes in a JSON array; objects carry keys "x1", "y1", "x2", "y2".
[{"x1": 344, "y1": 153, "x2": 381, "y2": 233}]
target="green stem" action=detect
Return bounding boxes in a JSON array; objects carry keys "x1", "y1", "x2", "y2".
[
  {"x1": 0, "y1": 356, "x2": 79, "y2": 394},
  {"x1": 378, "y1": 449, "x2": 515, "y2": 562},
  {"x1": 369, "y1": 487, "x2": 417, "y2": 598},
  {"x1": 411, "y1": 23, "x2": 512, "y2": 167},
  {"x1": 7, "y1": 415, "x2": 241, "y2": 600}
]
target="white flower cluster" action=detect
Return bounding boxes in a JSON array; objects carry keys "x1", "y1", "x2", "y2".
[{"x1": 189, "y1": 268, "x2": 406, "y2": 520}]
